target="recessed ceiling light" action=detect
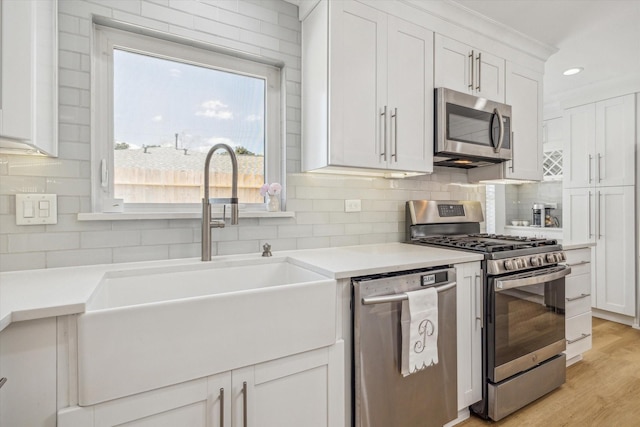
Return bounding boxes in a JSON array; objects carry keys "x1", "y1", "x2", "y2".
[{"x1": 563, "y1": 67, "x2": 583, "y2": 76}]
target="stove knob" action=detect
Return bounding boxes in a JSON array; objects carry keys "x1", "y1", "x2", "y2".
[
  {"x1": 504, "y1": 259, "x2": 514, "y2": 270},
  {"x1": 516, "y1": 258, "x2": 525, "y2": 269},
  {"x1": 558, "y1": 252, "x2": 566, "y2": 261},
  {"x1": 546, "y1": 253, "x2": 556, "y2": 263},
  {"x1": 530, "y1": 257, "x2": 541, "y2": 267}
]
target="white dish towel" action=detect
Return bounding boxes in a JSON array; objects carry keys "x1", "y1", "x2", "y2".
[{"x1": 401, "y1": 287, "x2": 439, "y2": 377}]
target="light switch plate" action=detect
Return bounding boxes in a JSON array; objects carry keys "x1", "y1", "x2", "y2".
[{"x1": 16, "y1": 194, "x2": 58, "y2": 225}]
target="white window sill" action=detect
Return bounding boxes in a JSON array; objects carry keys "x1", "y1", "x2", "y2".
[{"x1": 77, "y1": 211, "x2": 295, "y2": 221}]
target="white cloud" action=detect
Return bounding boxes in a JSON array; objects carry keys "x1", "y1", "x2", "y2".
[
  {"x1": 245, "y1": 114, "x2": 262, "y2": 122},
  {"x1": 195, "y1": 99, "x2": 234, "y2": 120},
  {"x1": 152, "y1": 115, "x2": 163, "y2": 122}
]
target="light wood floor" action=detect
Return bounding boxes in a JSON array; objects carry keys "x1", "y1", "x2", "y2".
[{"x1": 459, "y1": 317, "x2": 640, "y2": 427}]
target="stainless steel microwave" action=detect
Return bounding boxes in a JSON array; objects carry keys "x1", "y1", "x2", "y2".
[{"x1": 434, "y1": 88, "x2": 512, "y2": 168}]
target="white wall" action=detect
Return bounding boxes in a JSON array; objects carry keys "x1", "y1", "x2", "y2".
[{"x1": 0, "y1": 0, "x2": 484, "y2": 272}]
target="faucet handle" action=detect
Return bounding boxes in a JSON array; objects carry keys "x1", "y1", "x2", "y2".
[{"x1": 262, "y1": 243, "x2": 272, "y2": 257}]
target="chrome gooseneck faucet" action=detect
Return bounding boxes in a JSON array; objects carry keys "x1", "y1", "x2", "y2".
[{"x1": 201, "y1": 143, "x2": 239, "y2": 261}]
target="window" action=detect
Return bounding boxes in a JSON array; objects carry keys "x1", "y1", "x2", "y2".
[{"x1": 93, "y1": 25, "x2": 282, "y2": 213}]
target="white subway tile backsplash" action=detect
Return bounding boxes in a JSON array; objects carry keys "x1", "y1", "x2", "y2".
[
  {"x1": 113, "y1": 245, "x2": 169, "y2": 263},
  {"x1": 46, "y1": 177, "x2": 91, "y2": 196},
  {"x1": 0, "y1": 176, "x2": 48, "y2": 194},
  {"x1": 169, "y1": 242, "x2": 200, "y2": 259},
  {"x1": 296, "y1": 236, "x2": 330, "y2": 250},
  {"x1": 46, "y1": 248, "x2": 112, "y2": 268},
  {"x1": 141, "y1": 1, "x2": 194, "y2": 27},
  {"x1": 0, "y1": 0, "x2": 485, "y2": 273},
  {"x1": 9, "y1": 232, "x2": 80, "y2": 253},
  {"x1": 81, "y1": 230, "x2": 141, "y2": 248},
  {"x1": 1, "y1": 252, "x2": 47, "y2": 271},
  {"x1": 218, "y1": 240, "x2": 260, "y2": 255},
  {"x1": 238, "y1": 1, "x2": 278, "y2": 24},
  {"x1": 141, "y1": 228, "x2": 193, "y2": 245}
]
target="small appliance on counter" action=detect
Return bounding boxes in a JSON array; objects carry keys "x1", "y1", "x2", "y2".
[{"x1": 532, "y1": 203, "x2": 559, "y2": 227}]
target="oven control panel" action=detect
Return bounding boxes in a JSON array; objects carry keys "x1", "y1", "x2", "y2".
[{"x1": 487, "y1": 251, "x2": 566, "y2": 275}]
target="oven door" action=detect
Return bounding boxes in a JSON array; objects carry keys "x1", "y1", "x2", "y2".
[{"x1": 487, "y1": 265, "x2": 570, "y2": 383}]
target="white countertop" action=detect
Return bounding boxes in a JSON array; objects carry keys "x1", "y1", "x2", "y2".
[
  {"x1": 558, "y1": 241, "x2": 596, "y2": 250},
  {"x1": 0, "y1": 242, "x2": 483, "y2": 332}
]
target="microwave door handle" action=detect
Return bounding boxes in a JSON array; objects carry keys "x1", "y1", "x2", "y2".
[{"x1": 492, "y1": 108, "x2": 505, "y2": 153}]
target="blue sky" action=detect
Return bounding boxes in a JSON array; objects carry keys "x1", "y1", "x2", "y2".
[{"x1": 114, "y1": 49, "x2": 265, "y2": 155}]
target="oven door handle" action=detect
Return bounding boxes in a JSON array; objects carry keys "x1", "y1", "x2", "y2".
[
  {"x1": 494, "y1": 266, "x2": 571, "y2": 291},
  {"x1": 361, "y1": 282, "x2": 456, "y2": 305}
]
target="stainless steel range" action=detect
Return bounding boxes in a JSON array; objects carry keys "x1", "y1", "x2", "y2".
[{"x1": 407, "y1": 200, "x2": 570, "y2": 421}]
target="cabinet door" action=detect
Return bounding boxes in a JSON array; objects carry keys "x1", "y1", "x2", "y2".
[
  {"x1": 434, "y1": 35, "x2": 473, "y2": 96},
  {"x1": 387, "y1": 16, "x2": 433, "y2": 173},
  {"x1": 563, "y1": 103, "x2": 596, "y2": 189},
  {"x1": 563, "y1": 188, "x2": 596, "y2": 244},
  {"x1": 455, "y1": 262, "x2": 482, "y2": 409},
  {"x1": 329, "y1": 0, "x2": 387, "y2": 169},
  {"x1": 504, "y1": 62, "x2": 542, "y2": 181},
  {"x1": 595, "y1": 94, "x2": 635, "y2": 187},
  {"x1": 0, "y1": 318, "x2": 57, "y2": 427},
  {"x1": 0, "y1": 0, "x2": 33, "y2": 140},
  {"x1": 595, "y1": 186, "x2": 635, "y2": 316},
  {"x1": 232, "y1": 348, "x2": 332, "y2": 427},
  {"x1": 74, "y1": 373, "x2": 231, "y2": 427},
  {"x1": 434, "y1": 35, "x2": 504, "y2": 103},
  {"x1": 543, "y1": 117, "x2": 563, "y2": 150},
  {"x1": 475, "y1": 50, "x2": 505, "y2": 103}
]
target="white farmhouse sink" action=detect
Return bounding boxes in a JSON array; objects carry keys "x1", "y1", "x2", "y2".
[{"x1": 77, "y1": 257, "x2": 336, "y2": 406}]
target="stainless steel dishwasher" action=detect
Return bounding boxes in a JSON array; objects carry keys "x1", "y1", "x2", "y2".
[{"x1": 352, "y1": 266, "x2": 457, "y2": 427}]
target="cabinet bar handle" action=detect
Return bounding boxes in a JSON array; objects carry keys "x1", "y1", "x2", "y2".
[
  {"x1": 597, "y1": 191, "x2": 602, "y2": 240},
  {"x1": 509, "y1": 132, "x2": 515, "y2": 172},
  {"x1": 0, "y1": 378, "x2": 6, "y2": 389},
  {"x1": 566, "y1": 261, "x2": 590, "y2": 267},
  {"x1": 566, "y1": 293, "x2": 591, "y2": 302},
  {"x1": 242, "y1": 381, "x2": 248, "y2": 427},
  {"x1": 391, "y1": 107, "x2": 398, "y2": 162},
  {"x1": 469, "y1": 50, "x2": 474, "y2": 89},
  {"x1": 567, "y1": 333, "x2": 591, "y2": 345},
  {"x1": 588, "y1": 191, "x2": 593, "y2": 239},
  {"x1": 597, "y1": 153, "x2": 602, "y2": 183},
  {"x1": 476, "y1": 52, "x2": 482, "y2": 91},
  {"x1": 588, "y1": 154, "x2": 593, "y2": 184},
  {"x1": 475, "y1": 273, "x2": 482, "y2": 323},
  {"x1": 380, "y1": 106, "x2": 387, "y2": 161},
  {"x1": 219, "y1": 388, "x2": 224, "y2": 427}
]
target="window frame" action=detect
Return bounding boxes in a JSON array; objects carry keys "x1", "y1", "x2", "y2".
[{"x1": 92, "y1": 24, "x2": 282, "y2": 213}]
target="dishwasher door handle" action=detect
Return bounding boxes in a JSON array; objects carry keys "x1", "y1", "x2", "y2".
[{"x1": 361, "y1": 282, "x2": 456, "y2": 305}]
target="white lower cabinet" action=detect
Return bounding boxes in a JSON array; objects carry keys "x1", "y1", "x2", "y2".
[
  {"x1": 455, "y1": 261, "x2": 482, "y2": 410},
  {"x1": 563, "y1": 248, "x2": 593, "y2": 365},
  {"x1": 0, "y1": 318, "x2": 57, "y2": 427},
  {"x1": 59, "y1": 344, "x2": 341, "y2": 427}
]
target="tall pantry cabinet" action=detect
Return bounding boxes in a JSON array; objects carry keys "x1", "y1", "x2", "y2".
[{"x1": 563, "y1": 94, "x2": 636, "y2": 318}]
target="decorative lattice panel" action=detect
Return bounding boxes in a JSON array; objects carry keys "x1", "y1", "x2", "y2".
[{"x1": 543, "y1": 150, "x2": 563, "y2": 181}]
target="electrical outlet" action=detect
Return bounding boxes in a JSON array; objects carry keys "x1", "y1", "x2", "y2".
[{"x1": 345, "y1": 199, "x2": 361, "y2": 212}]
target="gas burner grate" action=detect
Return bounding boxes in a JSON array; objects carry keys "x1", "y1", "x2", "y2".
[{"x1": 415, "y1": 234, "x2": 558, "y2": 254}]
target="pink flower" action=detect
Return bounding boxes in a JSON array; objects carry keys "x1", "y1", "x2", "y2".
[
  {"x1": 259, "y1": 183, "x2": 270, "y2": 197},
  {"x1": 260, "y1": 182, "x2": 282, "y2": 196}
]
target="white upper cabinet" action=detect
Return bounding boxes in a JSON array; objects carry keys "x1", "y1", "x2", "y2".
[
  {"x1": 563, "y1": 94, "x2": 635, "y2": 189},
  {"x1": 0, "y1": 0, "x2": 57, "y2": 156},
  {"x1": 468, "y1": 62, "x2": 543, "y2": 182},
  {"x1": 434, "y1": 34, "x2": 505, "y2": 103},
  {"x1": 503, "y1": 62, "x2": 543, "y2": 180},
  {"x1": 302, "y1": 0, "x2": 433, "y2": 175}
]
